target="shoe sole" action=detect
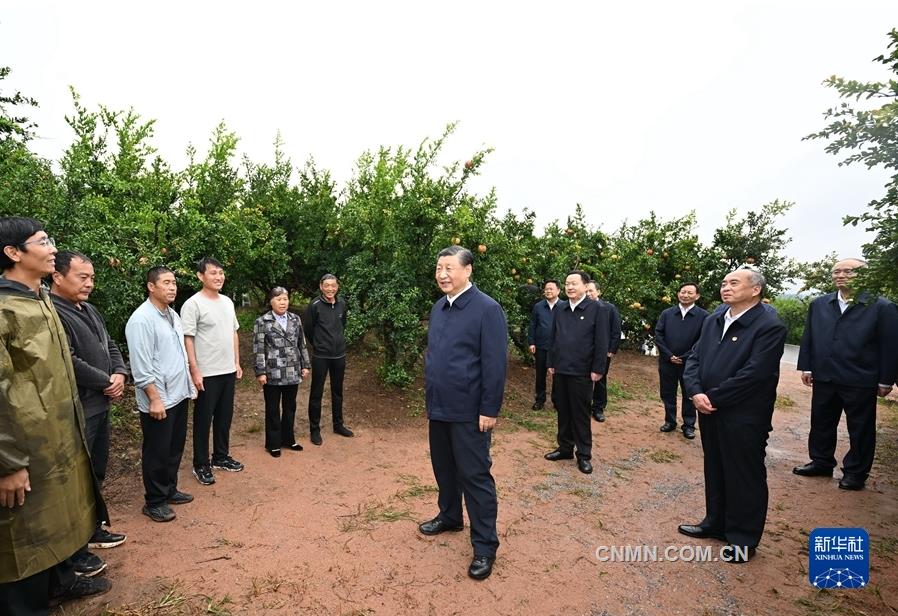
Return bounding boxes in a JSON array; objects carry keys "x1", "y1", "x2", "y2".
[
  {"x1": 838, "y1": 483, "x2": 864, "y2": 491},
  {"x1": 192, "y1": 470, "x2": 216, "y2": 484},
  {"x1": 212, "y1": 463, "x2": 244, "y2": 472},
  {"x1": 88, "y1": 538, "x2": 126, "y2": 549},
  {"x1": 677, "y1": 528, "x2": 727, "y2": 541},
  {"x1": 167, "y1": 498, "x2": 194, "y2": 505},
  {"x1": 74, "y1": 562, "x2": 108, "y2": 578},
  {"x1": 792, "y1": 468, "x2": 833, "y2": 477}
]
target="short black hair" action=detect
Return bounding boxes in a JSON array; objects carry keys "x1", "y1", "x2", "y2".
[
  {"x1": 54, "y1": 250, "x2": 92, "y2": 276},
  {"x1": 543, "y1": 279, "x2": 560, "y2": 289},
  {"x1": 195, "y1": 257, "x2": 224, "y2": 274},
  {"x1": 438, "y1": 245, "x2": 474, "y2": 267},
  {"x1": 566, "y1": 270, "x2": 590, "y2": 285},
  {"x1": 146, "y1": 266, "x2": 174, "y2": 285},
  {"x1": 320, "y1": 273, "x2": 338, "y2": 284},
  {"x1": 0, "y1": 216, "x2": 44, "y2": 272},
  {"x1": 677, "y1": 281, "x2": 700, "y2": 294}
]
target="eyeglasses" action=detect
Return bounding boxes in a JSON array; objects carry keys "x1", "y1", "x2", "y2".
[
  {"x1": 21, "y1": 236, "x2": 56, "y2": 248},
  {"x1": 831, "y1": 269, "x2": 856, "y2": 275}
]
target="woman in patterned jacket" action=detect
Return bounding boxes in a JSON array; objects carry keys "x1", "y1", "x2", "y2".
[{"x1": 253, "y1": 287, "x2": 311, "y2": 457}]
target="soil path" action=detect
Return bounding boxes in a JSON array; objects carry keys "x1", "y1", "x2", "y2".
[{"x1": 69, "y1": 351, "x2": 898, "y2": 616}]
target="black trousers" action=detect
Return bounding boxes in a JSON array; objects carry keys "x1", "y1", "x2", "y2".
[
  {"x1": 140, "y1": 399, "x2": 189, "y2": 507},
  {"x1": 808, "y1": 381, "x2": 878, "y2": 479},
  {"x1": 428, "y1": 420, "x2": 499, "y2": 558},
  {"x1": 308, "y1": 356, "x2": 346, "y2": 433},
  {"x1": 698, "y1": 411, "x2": 771, "y2": 548},
  {"x1": 84, "y1": 410, "x2": 110, "y2": 484},
  {"x1": 0, "y1": 557, "x2": 75, "y2": 616},
  {"x1": 534, "y1": 348, "x2": 550, "y2": 405},
  {"x1": 591, "y1": 355, "x2": 613, "y2": 412},
  {"x1": 192, "y1": 372, "x2": 236, "y2": 467},
  {"x1": 554, "y1": 373, "x2": 594, "y2": 460},
  {"x1": 658, "y1": 360, "x2": 696, "y2": 428},
  {"x1": 264, "y1": 384, "x2": 299, "y2": 450}
]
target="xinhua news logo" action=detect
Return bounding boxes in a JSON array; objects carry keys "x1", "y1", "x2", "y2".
[
  {"x1": 808, "y1": 528, "x2": 869, "y2": 589},
  {"x1": 593, "y1": 545, "x2": 751, "y2": 563}
]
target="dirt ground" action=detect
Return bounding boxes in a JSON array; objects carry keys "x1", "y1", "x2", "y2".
[{"x1": 60, "y1": 348, "x2": 898, "y2": 616}]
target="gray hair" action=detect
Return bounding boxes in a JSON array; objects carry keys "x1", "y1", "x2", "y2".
[
  {"x1": 437, "y1": 245, "x2": 474, "y2": 267},
  {"x1": 736, "y1": 264, "x2": 766, "y2": 293}
]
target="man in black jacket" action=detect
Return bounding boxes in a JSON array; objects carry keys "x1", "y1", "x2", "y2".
[
  {"x1": 654, "y1": 282, "x2": 709, "y2": 439},
  {"x1": 544, "y1": 272, "x2": 610, "y2": 474},
  {"x1": 305, "y1": 274, "x2": 352, "y2": 445},
  {"x1": 793, "y1": 258, "x2": 898, "y2": 490},
  {"x1": 527, "y1": 279, "x2": 560, "y2": 410},
  {"x1": 585, "y1": 281, "x2": 621, "y2": 422},
  {"x1": 679, "y1": 267, "x2": 786, "y2": 563},
  {"x1": 51, "y1": 251, "x2": 129, "y2": 575}
]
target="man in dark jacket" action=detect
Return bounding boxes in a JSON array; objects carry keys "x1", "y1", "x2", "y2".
[
  {"x1": 586, "y1": 281, "x2": 621, "y2": 422},
  {"x1": 0, "y1": 217, "x2": 110, "y2": 614},
  {"x1": 654, "y1": 282, "x2": 709, "y2": 439},
  {"x1": 679, "y1": 267, "x2": 786, "y2": 563},
  {"x1": 544, "y1": 272, "x2": 610, "y2": 474},
  {"x1": 793, "y1": 258, "x2": 898, "y2": 490},
  {"x1": 527, "y1": 279, "x2": 560, "y2": 410},
  {"x1": 51, "y1": 251, "x2": 129, "y2": 576},
  {"x1": 304, "y1": 274, "x2": 352, "y2": 445},
  {"x1": 418, "y1": 245, "x2": 507, "y2": 581}
]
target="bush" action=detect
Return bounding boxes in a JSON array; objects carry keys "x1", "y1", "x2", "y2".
[{"x1": 770, "y1": 296, "x2": 810, "y2": 345}]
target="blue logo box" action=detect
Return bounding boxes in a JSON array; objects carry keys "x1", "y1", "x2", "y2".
[{"x1": 808, "y1": 528, "x2": 869, "y2": 589}]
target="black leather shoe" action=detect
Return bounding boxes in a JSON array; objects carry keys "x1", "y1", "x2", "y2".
[
  {"x1": 792, "y1": 462, "x2": 833, "y2": 477},
  {"x1": 334, "y1": 425, "x2": 354, "y2": 437},
  {"x1": 287, "y1": 443, "x2": 304, "y2": 451},
  {"x1": 838, "y1": 474, "x2": 865, "y2": 490},
  {"x1": 721, "y1": 544, "x2": 756, "y2": 564},
  {"x1": 468, "y1": 555, "x2": 495, "y2": 580},
  {"x1": 532, "y1": 402, "x2": 544, "y2": 411},
  {"x1": 660, "y1": 422, "x2": 676, "y2": 432},
  {"x1": 577, "y1": 459, "x2": 593, "y2": 474},
  {"x1": 677, "y1": 524, "x2": 726, "y2": 541},
  {"x1": 418, "y1": 517, "x2": 464, "y2": 536},
  {"x1": 310, "y1": 432, "x2": 322, "y2": 446},
  {"x1": 592, "y1": 411, "x2": 606, "y2": 422},
  {"x1": 167, "y1": 490, "x2": 194, "y2": 505},
  {"x1": 544, "y1": 449, "x2": 574, "y2": 461},
  {"x1": 683, "y1": 426, "x2": 696, "y2": 440},
  {"x1": 268, "y1": 449, "x2": 281, "y2": 458}
]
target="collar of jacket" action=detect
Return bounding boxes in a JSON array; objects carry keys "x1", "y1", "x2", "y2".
[
  {"x1": 713, "y1": 301, "x2": 765, "y2": 329},
  {"x1": 828, "y1": 291, "x2": 871, "y2": 306},
  {"x1": 50, "y1": 292, "x2": 86, "y2": 312},
  {"x1": 560, "y1": 297, "x2": 590, "y2": 312},
  {"x1": 440, "y1": 284, "x2": 478, "y2": 310},
  {"x1": 0, "y1": 276, "x2": 46, "y2": 299}
]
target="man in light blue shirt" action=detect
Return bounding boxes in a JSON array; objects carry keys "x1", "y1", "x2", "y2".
[{"x1": 125, "y1": 266, "x2": 196, "y2": 523}]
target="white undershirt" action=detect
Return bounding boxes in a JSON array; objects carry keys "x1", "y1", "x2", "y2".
[{"x1": 447, "y1": 282, "x2": 473, "y2": 306}]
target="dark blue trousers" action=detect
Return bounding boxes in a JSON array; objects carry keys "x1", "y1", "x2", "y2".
[
  {"x1": 698, "y1": 411, "x2": 771, "y2": 548},
  {"x1": 428, "y1": 420, "x2": 499, "y2": 558},
  {"x1": 658, "y1": 359, "x2": 696, "y2": 428}
]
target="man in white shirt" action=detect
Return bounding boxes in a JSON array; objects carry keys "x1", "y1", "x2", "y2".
[
  {"x1": 794, "y1": 258, "x2": 898, "y2": 490},
  {"x1": 181, "y1": 257, "x2": 243, "y2": 486}
]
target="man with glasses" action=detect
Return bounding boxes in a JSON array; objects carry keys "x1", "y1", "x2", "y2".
[
  {"x1": 793, "y1": 258, "x2": 898, "y2": 490},
  {"x1": 0, "y1": 217, "x2": 111, "y2": 613}
]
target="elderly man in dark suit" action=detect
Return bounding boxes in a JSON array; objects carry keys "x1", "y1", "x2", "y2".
[
  {"x1": 793, "y1": 258, "x2": 898, "y2": 490},
  {"x1": 528, "y1": 279, "x2": 560, "y2": 410},
  {"x1": 418, "y1": 245, "x2": 508, "y2": 581},
  {"x1": 679, "y1": 267, "x2": 787, "y2": 563},
  {"x1": 585, "y1": 281, "x2": 621, "y2": 423}
]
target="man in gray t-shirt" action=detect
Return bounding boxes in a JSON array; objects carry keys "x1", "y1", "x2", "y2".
[{"x1": 181, "y1": 257, "x2": 243, "y2": 486}]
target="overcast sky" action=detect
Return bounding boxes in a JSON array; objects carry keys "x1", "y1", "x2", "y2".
[{"x1": 3, "y1": 1, "x2": 896, "y2": 262}]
